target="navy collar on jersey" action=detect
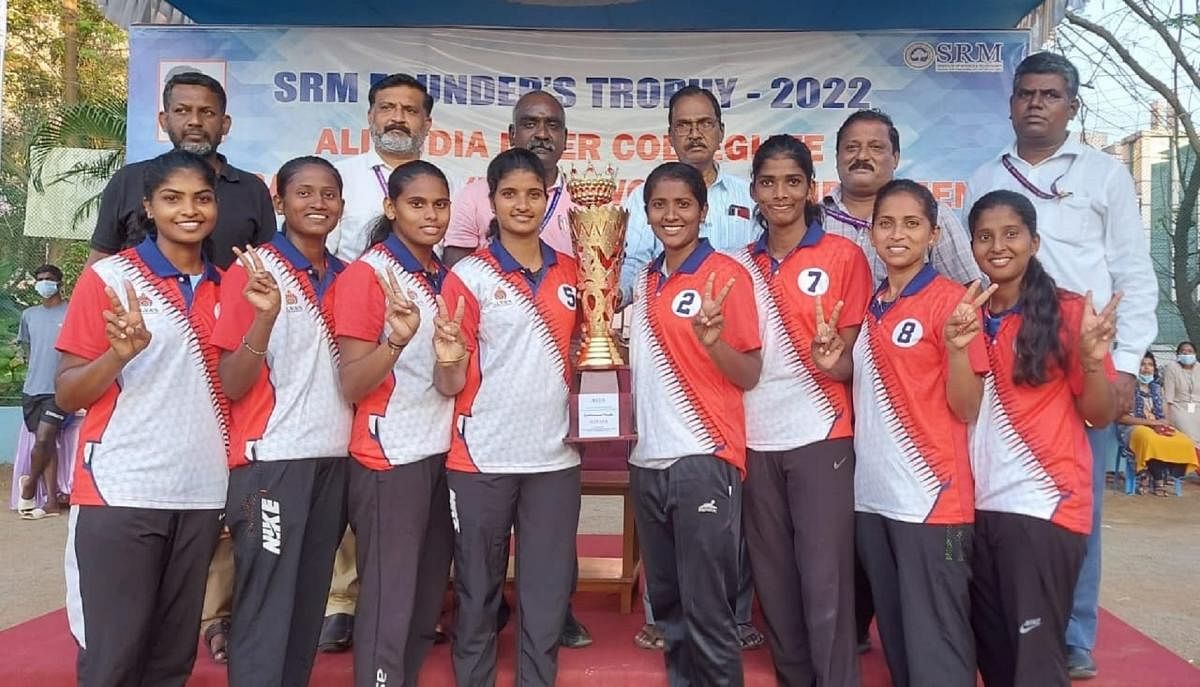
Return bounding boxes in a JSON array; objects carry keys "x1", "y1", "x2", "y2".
[
  {"x1": 489, "y1": 238, "x2": 557, "y2": 291},
  {"x1": 650, "y1": 237, "x2": 715, "y2": 277},
  {"x1": 751, "y1": 221, "x2": 824, "y2": 272},
  {"x1": 869, "y1": 263, "x2": 938, "y2": 320},
  {"x1": 381, "y1": 234, "x2": 447, "y2": 292},
  {"x1": 983, "y1": 301, "x2": 1023, "y2": 339},
  {"x1": 135, "y1": 236, "x2": 220, "y2": 311},
  {"x1": 649, "y1": 238, "x2": 715, "y2": 294},
  {"x1": 272, "y1": 231, "x2": 345, "y2": 299}
]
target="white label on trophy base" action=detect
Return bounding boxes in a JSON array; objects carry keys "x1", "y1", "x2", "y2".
[{"x1": 578, "y1": 392, "x2": 620, "y2": 438}]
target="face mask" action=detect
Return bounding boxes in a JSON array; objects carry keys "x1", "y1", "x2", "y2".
[
  {"x1": 1178, "y1": 354, "x2": 1197, "y2": 366},
  {"x1": 1137, "y1": 373, "x2": 1155, "y2": 385},
  {"x1": 34, "y1": 280, "x2": 58, "y2": 298}
]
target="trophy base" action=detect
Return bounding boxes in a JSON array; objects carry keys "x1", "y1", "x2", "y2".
[{"x1": 567, "y1": 366, "x2": 636, "y2": 445}]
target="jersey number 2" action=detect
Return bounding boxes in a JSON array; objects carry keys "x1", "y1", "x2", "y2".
[{"x1": 675, "y1": 291, "x2": 696, "y2": 315}]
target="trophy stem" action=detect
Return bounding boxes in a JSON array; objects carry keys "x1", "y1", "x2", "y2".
[{"x1": 577, "y1": 334, "x2": 625, "y2": 368}]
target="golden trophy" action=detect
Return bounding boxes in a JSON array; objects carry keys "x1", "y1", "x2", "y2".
[{"x1": 565, "y1": 163, "x2": 636, "y2": 448}]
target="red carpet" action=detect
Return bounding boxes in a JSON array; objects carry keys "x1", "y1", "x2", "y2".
[{"x1": 2, "y1": 535, "x2": 1196, "y2": 686}]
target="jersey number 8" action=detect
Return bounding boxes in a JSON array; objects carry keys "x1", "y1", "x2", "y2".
[{"x1": 891, "y1": 318, "x2": 924, "y2": 348}]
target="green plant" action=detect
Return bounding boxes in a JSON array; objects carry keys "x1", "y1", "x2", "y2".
[{"x1": 28, "y1": 97, "x2": 127, "y2": 232}]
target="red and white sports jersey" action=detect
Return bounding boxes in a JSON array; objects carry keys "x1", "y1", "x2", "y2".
[
  {"x1": 734, "y1": 224, "x2": 872, "y2": 450},
  {"x1": 212, "y1": 233, "x2": 352, "y2": 468},
  {"x1": 852, "y1": 265, "x2": 988, "y2": 524},
  {"x1": 629, "y1": 239, "x2": 761, "y2": 475},
  {"x1": 441, "y1": 240, "x2": 580, "y2": 473},
  {"x1": 970, "y1": 291, "x2": 1114, "y2": 535},
  {"x1": 56, "y1": 238, "x2": 229, "y2": 510},
  {"x1": 335, "y1": 235, "x2": 455, "y2": 469}
]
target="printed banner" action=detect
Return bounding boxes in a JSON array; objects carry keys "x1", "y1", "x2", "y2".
[{"x1": 128, "y1": 27, "x2": 1028, "y2": 207}]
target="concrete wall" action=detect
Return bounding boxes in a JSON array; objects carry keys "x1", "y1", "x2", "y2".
[{"x1": 0, "y1": 406, "x2": 24, "y2": 465}]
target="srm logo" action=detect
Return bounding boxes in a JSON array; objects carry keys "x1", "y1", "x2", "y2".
[{"x1": 904, "y1": 41, "x2": 1005, "y2": 73}]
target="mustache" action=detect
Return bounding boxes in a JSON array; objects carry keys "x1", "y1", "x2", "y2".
[
  {"x1": 528, "y1": 141, "x2": 555, "y2": 152},
  {"x1": 384, "y1": 124, "x2": 412, "y2": 135},
  {"x1": 850, "y1": 160, "x2": 875, "y2": 172}
]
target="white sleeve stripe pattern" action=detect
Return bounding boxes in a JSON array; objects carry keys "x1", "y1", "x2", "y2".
[
  {"x1": 633, "y1": 266, "x2": 719, "y2": 453},
  {"x1": 116, "y1": 256, "x2": 230, "y2": 451},
  {"x1": 858, "y1": 326, "x2": 937, "y2": 491}
]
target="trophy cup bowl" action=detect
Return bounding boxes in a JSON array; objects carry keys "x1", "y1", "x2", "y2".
[
  {"x1": 571, "y1": 203, "x2": 628, "y2": 368},
  {"x1": 565, "y1": 164, "x2": 635, "y2": 447}
]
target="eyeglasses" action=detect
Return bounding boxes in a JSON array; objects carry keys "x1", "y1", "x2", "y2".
[{"x1": 671, "y1": 118, "x2": 719, "y2": 136}]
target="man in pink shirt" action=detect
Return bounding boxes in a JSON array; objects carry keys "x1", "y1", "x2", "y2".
[{"x1": 444, "y1": 90, "x2": 575, "y2": 266}]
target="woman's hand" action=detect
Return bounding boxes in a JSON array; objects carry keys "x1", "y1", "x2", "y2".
[
  {"x1": 433, "y1": 294, "x2": 468, "y2": 364},
  {"x1": 810, "y1": 295, "x2": 846, "y2": 373},
  {"x1": 103, "y1": 281, "x2": 151, "y2": 362},
  {"x1": 943, "y1": 280, "x2": 998, "y2": 352},
  {"x1": 377, "y1": 269, "x2": 420, "y2": 348},
  {"x1": 1078, "y1": 290, "x2": 1121, "y2": 370},
  {"x1": 692, "y1": 272, "x2": 736, "y2": 348},
  {"x1": 233, "y1": 246, "x2": 281, "y2": 319}
]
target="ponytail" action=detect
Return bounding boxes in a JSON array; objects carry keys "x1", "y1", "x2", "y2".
[
  {"x1": 366, "y1": 215, "x2": 392, "y2": 249},
  {"x1": 1013, "y1": 256, "x2": 1066, "y2": 386}
]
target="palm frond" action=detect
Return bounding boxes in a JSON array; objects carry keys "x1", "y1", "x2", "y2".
[
  {"x1": 29, "y1": 98, "x2": 127, "y2": 193},
  {"x1": 47, "y1": 151, "x2": 124, "y2": 187},
  {"x1": 70, "y1": 193, "x2": 106, "y2": 233}
]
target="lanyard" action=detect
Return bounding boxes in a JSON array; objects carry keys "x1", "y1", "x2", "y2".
[
  {"x1": 824, "y1": 204, "x2": 870, "y2": 231},
  {"x1": 372, "y1": 165, "x2": 389, "y2": 195},
  {"x1": 1001, "y1": 154, "x2": 1072, "y2": 200},
  {"x1": 540, "y1": 186, "x2": 563, "y2": 232}
]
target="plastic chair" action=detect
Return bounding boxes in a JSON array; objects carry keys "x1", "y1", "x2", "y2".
[{"x1": 1123, "y1": 454, "x2": 1138, "y2": 495}]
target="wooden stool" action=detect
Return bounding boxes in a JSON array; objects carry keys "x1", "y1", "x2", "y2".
[{"x1": 577, "y1": 469, "x2": 640, "y2": 613}]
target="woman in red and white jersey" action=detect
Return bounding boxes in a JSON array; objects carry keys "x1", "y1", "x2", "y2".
[
  {"x1": 966, "y1": 189, "x2": 1118, "y2": 687},
  {"x1": 334, "y1": 160, "x2": 457, "y2": 687},
  {"x1": 434, "y1": 148, "x2": 581, "y2": 686},
  {"x1": 734, "y1": 135, "x2": 873, "y2": 687},
  {"x1": 56, "y1": 150, "x2": 228, "y2": 686},
  {"x1": 628, "y1": 161, "x2": 762, "y2": 686},
  {"x1": 844, "y1": 179, "x2": 994, "y2": 687},
  {"x1": 212, "y1": 156, "x2": 351, "y2": 687}
]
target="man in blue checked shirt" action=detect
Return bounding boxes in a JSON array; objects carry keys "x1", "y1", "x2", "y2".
[
  {"x1": 619, "y1": 84, "x2": 766, "y2": 654},
  {"x1": 619, "y1": 86, "x2": 762, "y2": 307}
]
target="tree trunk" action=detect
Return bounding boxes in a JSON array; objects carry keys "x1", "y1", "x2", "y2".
[
  {"x1": 50, "y1": 0, "x2": 81, "y2": 263},
  {"x1": 1173, "y1": 161, "x2": 1200, "y2": 344}
]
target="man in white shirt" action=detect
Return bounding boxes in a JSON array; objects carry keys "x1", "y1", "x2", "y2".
[
  {"x1": 618, "y1": 86, "x2": 760, "y2": 306},
  {"x1": 823, "y1": 109, "x2": 980, "y2": 286},
  {"x1": 443, "y1": 90, "x2": 575, "y2": 266},
  {"x1": 618, "y1": 85, "x2": 765, "y2": 652},
  {"x1": 327, "y1": 73, "x2": 435, "y2": 263},
  {"x1": 964, "y1": 52, "x2": 1155, "y2": 680}
]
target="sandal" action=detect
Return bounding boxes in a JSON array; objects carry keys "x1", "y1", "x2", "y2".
[
  {"x1": 20, "y1": 507, "x2": 59, "y2": 520},
  {"x1": 203, "y1": 618, "x2": 230, "y2": 664},
  {"x1": 16, "y1": 476, "x2": 37, "y2": 518},
  {"x1": 738, "y1": 624, "x2": 766, "y2": 650},
  {"x1": 634, "y1": 623, "x2": 665, "y2": 650}
]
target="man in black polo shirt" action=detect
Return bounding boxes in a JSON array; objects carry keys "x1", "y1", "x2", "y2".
[{"x1": 87, "y1": 71, "x2": 275, "y2": 269}]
